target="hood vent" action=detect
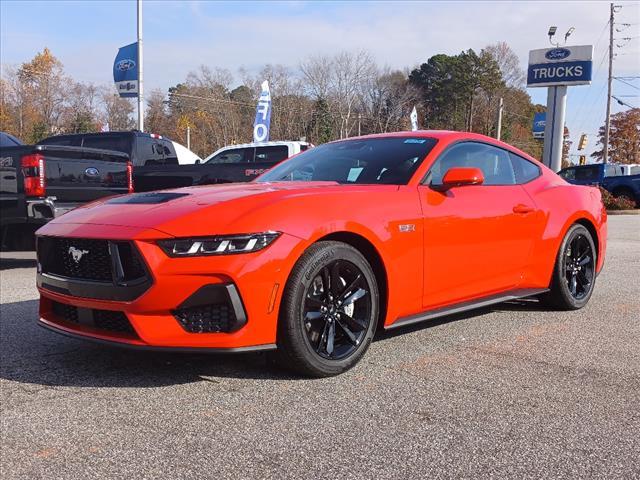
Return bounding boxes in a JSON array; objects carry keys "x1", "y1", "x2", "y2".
[{"x1": 107, "y1": 192, "x2": 190, "y2": 204}]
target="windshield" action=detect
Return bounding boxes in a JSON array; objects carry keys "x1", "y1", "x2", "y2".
[{"x1": 257, "y1": 137, "x2": 437, "y2": 185}]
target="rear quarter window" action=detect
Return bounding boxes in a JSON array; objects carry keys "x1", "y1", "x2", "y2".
[{"x1": 509, "y1": 152, "x2": 541, "y2": 184}]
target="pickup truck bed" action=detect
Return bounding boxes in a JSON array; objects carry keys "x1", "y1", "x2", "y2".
[{"x1": 1, "y1": 144, "x2": 130, "y2": 250}]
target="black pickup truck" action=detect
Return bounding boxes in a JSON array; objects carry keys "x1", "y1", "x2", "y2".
[
  {"x1": 38, "y1": 131, "x2": 308, "y2": 192},
  {"x1": 39, "y1": 131, "x2": 193, "y2": 192},
  {"x1": 0, "y1": 133, "x2": 131, "y2": 250}
]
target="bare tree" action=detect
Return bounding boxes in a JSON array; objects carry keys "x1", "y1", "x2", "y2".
[
  {"x1": 483, "y1": 42, "x2": 526, "y2": 89},
  {"x1": 102, "y1": 89, "x2": 134, "y2": 131}
]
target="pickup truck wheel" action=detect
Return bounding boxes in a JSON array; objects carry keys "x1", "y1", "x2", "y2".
[
  {"x1": 541, "y1": 224, "x2": 596, "y2": 310},
  {"x1": 274, "y1": 241, "x2": 379, "y2": 377}
]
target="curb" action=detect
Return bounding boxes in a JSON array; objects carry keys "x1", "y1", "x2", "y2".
[{"x1": 606, "y1": 209, "x2": 640, "y2": 215}]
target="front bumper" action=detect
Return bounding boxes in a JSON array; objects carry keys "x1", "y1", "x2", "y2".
[{"x1": 37, "y1": 228, "x2": 305, "y2": 350}]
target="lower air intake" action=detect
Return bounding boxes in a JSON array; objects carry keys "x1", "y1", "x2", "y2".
[
  {"x1": 50, "y1": 301, "x2": 136, "y2": 336},
  {"x1": 173, "y1": 303, "x2": 236, "y2": 333}
]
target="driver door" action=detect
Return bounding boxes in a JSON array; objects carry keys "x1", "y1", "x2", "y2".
[{"x1": 419, "y1": 141, "x2": 538, "y2": 309}]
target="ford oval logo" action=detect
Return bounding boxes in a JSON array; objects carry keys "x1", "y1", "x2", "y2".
[
  {"x1": 116, "y1": 59, "x2": 136, "y2": 71},
  {"x1": 85, "y1": 167, "x2": 99, "y2": 177},
  {"x1": 545, "y1": 48, "x2": 571, "y2": 61}
]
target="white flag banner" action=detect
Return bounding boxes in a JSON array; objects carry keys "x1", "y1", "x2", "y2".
[{"x1": 410, "y1": 106, "x2": 418, "y2": 131}]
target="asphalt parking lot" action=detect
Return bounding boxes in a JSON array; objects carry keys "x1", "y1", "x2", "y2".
[{"x1": 1, "y1": 215, "x2": 639, "y2": 479}]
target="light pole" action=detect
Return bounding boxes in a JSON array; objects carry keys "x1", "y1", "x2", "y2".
[
  {"x1": 137, "y1": 0, "x2": 144, "y2": 132},
  {"x1": 541, "y1": 26, "x2": 574, "y2": 172}
]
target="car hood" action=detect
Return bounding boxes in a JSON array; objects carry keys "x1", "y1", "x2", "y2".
[{"x1": 44, "y1": 181, "x2": 385, "y2": 237}]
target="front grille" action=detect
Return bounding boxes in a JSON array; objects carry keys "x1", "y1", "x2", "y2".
[
  {"x1": 50, "y1": 301, "x2": 136, "y2": 336},
  {"x1": 38, "y1": 237, "x2": 147, "y2": 283},
  {"x1": 174, "y1": 303, "x2": 236, "y2": 333},
  {"x1": 39, "y1": 237, "x2": 112, "y2": 281}
]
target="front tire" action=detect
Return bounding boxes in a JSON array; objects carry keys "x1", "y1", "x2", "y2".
[
  {"x1": 542, "y1": 224, "x2": 597, "y2": 310},
  {"x1": 274, "y1": 241, "x2": 379, "y2": 377}
]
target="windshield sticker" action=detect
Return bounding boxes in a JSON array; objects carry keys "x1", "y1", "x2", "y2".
[{"x1": 404, "y1": 139, "x2": 427, "y2": 144}]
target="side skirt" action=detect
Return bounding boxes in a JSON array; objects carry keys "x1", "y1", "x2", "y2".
[{"x1": 385, "y1": 288, "x2": 549, "y2": 331}]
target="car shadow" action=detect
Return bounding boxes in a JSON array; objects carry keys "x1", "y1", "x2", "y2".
[
  {"x1": 0, "y1": 299, "x2": 298, "y2": 389},
  {"x1": 1, "y1": 297, "x2": 553, "y2": 388},
  {"x1": 0, "y1": 256, "x2": 37, "y2": 271}
]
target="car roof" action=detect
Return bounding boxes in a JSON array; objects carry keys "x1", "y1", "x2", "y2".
[{"x1": 337, "y1": 130, "x2": 540, "y2": 163}]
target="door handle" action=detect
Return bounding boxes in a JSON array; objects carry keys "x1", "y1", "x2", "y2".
[{"x1": 513, "y1": 204, "x2": 535, "y2": 214}]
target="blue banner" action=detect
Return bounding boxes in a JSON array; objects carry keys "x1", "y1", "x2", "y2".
[
  {"x1": 113, "y1": 42, "x2": 138, "y2": 98},
  {"x1": 527, "y1": 60, "x2": 592, "y2": 87},
  {"x1": 532, "y1": 112, "x2": 545, "y2": 139},
  {"x1": 253, "y1": 81, "x2": 271, "y2": 142}
]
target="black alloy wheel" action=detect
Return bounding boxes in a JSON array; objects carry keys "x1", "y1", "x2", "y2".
[
  {"x1": 542, "y1": 224, "x2": 597, "y2": 310},
  {"x1": 274, "y1": 241, "x2": 379, "y2": 377},
  {"x1": 563, "y1": 232, "x2": 595, "y2": 300},
  {"x1": 302, "y1": 259, "x2": 372, "y2": 360}
]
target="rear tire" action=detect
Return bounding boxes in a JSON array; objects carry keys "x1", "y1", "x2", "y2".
[
  {"x1": 541, "y1": 224, "x2": 597, "y2": 310},
  {"x1": 273, "y1": 241, "x2": 379, "y2": 377}
]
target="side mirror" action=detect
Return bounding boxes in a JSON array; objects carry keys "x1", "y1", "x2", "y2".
[
  {"x1": 440, "y1": 167, "x2": 484, "y2": 189},
  {"x1": 195, "y1": 159, "x2": 201, "y2": 165}
]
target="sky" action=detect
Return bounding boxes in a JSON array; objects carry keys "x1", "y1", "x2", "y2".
[{"x1": 1, "y1": 0, "x2": 639, "y2": 159}]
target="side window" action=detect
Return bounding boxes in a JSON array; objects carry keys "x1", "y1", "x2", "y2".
[
  {"x1": 575, "y1": 166, "x2": 599, "y2": 181},
  {"x1": 509, "y1": 153, "x2": 541, "y2": 184},
  {"x1": 206, "y1": 147, "x2": 254, "y2": 164},
  {"x1": 559, "y1": 168, "x2": 576, "y2": 180},
  {"x1": 254, "y1": 145, "x2": 289, "y2": 164},
  {"x1": 162, "y1": 140, "x2": 178, "y2": 165},
  {"x1": 428, "y1": 142, "x2": 515, "y2": 186},
  {"x1": 136, "y1": 137, "x2": 163, "y2": 165}
]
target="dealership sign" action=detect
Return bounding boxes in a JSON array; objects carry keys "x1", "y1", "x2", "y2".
[
  {"x1": 527, "y1": 45, "x2": 593, "y2": 87},
  {"x1": 113, "y1": 42, "x2": 139, "y2": 98}
]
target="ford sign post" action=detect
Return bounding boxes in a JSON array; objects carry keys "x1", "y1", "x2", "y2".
[
  {"x1": 527, "y1": 45, "x2": 593, "y2": 172},
  {"x1": 527, "y1": 45, "x2": 593, "y2": 87}
]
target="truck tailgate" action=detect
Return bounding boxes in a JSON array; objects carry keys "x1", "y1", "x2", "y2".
[{"x1": 38, "y1": 145, "x2": 130, "y2": 202}]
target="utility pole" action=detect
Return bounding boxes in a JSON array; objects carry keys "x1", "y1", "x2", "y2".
[
  {"x1": 495, "y1": 97, "x2": 503, "y2": 141},
  {"x1": 357, "y1": 113, "x2": 362, "y2": 136},
  {"x1": 137, "y1": 0, "x2": 144, "y2": 132},
  {"x1": 186, "y1": 126, "x2": 191, "y2": 150},
  {"x1": 603, "y1": 2, "x2": 615, "y2": 163}
]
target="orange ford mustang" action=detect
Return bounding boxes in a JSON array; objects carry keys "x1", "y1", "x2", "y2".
[{"x1": 36, "y1": 131, "x2": 607, "y2": 376}]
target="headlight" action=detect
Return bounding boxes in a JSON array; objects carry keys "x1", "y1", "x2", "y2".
[{"x1": 158, "y1": 232, "x2": 281, "y2": 257}]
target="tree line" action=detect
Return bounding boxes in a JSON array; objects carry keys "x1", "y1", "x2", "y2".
[{"x1": 2, "y1": 45, "x2": 636, "y2": 163}]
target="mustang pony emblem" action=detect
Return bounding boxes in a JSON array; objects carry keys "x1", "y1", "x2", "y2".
[{"x1": 68, "y1": 246, "x2": 89, "y2": 263}]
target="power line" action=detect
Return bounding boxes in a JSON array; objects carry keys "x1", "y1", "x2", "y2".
[
  {"x1": 612, "y1": 96, "x2": 637, "y2": 108},
  {"x1": 614, "y1": 77, "x2": 640, "y2": 90}
]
